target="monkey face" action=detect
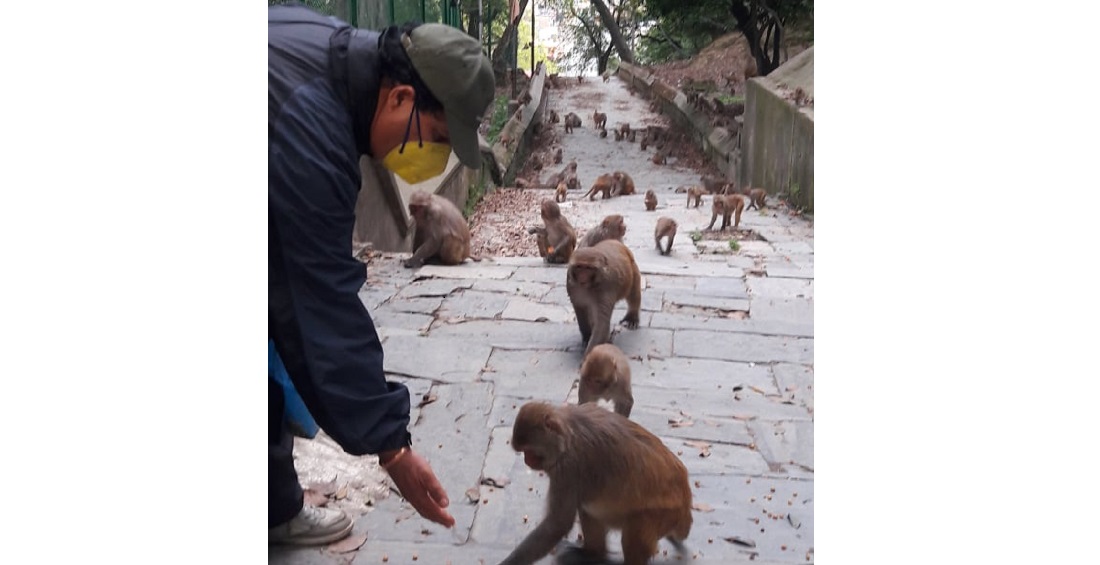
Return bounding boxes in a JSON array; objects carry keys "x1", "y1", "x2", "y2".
[{"x1": 570, "y1": 264, "x2": 598, "y2": 286}]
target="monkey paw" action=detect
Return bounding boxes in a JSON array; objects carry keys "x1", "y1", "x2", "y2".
[
  {"x1": 403, "y1": 259, "x2": 423, "y2": 269},
  {"x1": 619, "y1": 317, "x2": 639, "y2": 329}
]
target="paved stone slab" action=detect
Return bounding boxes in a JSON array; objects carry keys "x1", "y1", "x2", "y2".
[
  {"x1": 660, "y1": 435, "x2": 769, "y2": 476},
  {"x1": 633, "y1": 385, "x2": 808, "y2": 422},
  {"x1": 484, "y1": 256, "x2": 546, "y2": 267},
  {"x1": 633, "y1": 356, "x2": 776, "y2": 393},
  {"x1": 605, "y1": 326, "x2": 674, "y2": 358},
  {"x1": 380, "y1": 296, "x2": 445, "y2": 315},
  {"x1": 675, "y1": 331, "x2": 814, "y2": 364},
  {"x1": 628, "y1": 402, "x2": 755, "y2": 446},
  {"x1": 510, "y1": 265, "x2": 568, "y2": 285},
  {"x1": 746, "y1": 277, "x2": 813, "y2": 300},
  {"x1": 636, "y1": 259, "x2": 745, "y2": 278},
  {"x1": 639, "y1": 289, "x2": 665, "y2": 312},
  {"x1": 438, "y1": 290, "x2": 511, "y2": 320},
  {"x1": 471, "y1": 278, "x2": 555, "y2": 299},
  {"x1": 764, "y1": 266, "x2": 814, "y2": 280},
  {"x1": 369, "y1": 308, "x2": 433, "y2": 335},
  {"x1": 388, "y1": 375, "x2": 435, "y2": 402},
  {"x1": 725, "y1": 255, "x2": 757, "y2": 269},
  {"x1": 269, "y1": 546, "x2": 344, "y2": 565},
  {"x1": 664, "y1": 289, "x2": 750, "y2": 311},
  {"x1": 430, "y1": 319, "x2": 581, "y2": 351},
  {"x1": 501, "y1": 297, "x2": 574, "y2": 323},
  {"x1": 733, "y1": 241, "x2": 775, "y2": 256},
  {"x1": 696, "y1": 240, "x2": 740, "y2": 255},
  {"x1": 357, "y1": 382, "x2": 493, "y2": 543},
  {"x1": 358, "y1": 287, "x2": 398, "y2": 312},
  {"x1": 394, "y1": 278, "x2": 473, "y2": 298},
  {"x1": 352, "y1": 541, "x2": 517, "y2": 565},
  {"x1": 414, "y1": 264, "x2": 515, "y2": 280},
  {"x1": 539, "y1": 285, "x2": 573, "y2": 308},
  {"x1": 382, "y1": 335, "x2": 492, "y2": 382},
  {"x1": 482, "y1": 349, "x2": 581, "y2": 400},
  {"x1": 750, "y1": 298, "x2": 814, "y2": 325},
  {"x1": 749, "y1": 419, "x2": 814, "y2": 471},
  {"x1": 643, "y1": 273, "x2": 698, "y2": 290},
  {"x1": 754, "y1": 226, "x2": 803, "y2": 244},
  {"x1": 694, "y1": 277, "x2": 750, "y2": 298},
  {"x1": 772, "y1": 241, "x2": 814, "y2": 255},
  {"x1": 684, "y1": 475, "x2": 814, "y2": 563},
  {"x1": 772, "y1": 363, "x2": 814, "y2": 412},
  {"x1": 649, "y1": 312, "x2": 813, "y2": 338}
]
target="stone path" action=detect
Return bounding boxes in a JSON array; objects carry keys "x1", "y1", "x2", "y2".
[{"x1": 270, "y1": 77, "x2": 814, "y2": 565}]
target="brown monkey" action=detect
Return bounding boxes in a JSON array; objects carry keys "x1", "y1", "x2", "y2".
[
  {"x1": 565, "y1": 173, "x2": 580, "y2": 191},
  {"x1": 555, "y1": 182, "x2": 568, "y2": 203},
  {"x1": 553, "y1": 147, "x2": 563, "y2": 164},
  {"x1": 686, "y1": 186, "x2": 705, "y2": 208},
  {"x1": 549, "y1": 109, "x2": 560, "y2": 124},
  {"x1": 566, "y1": 240, "x2": 641, "y2": 355},
  {"x1": 652, "y1": 149, "x2": 668, "y2": 165},
  {"x1": 578, "y1": 344, "x2": 633, "y2": 418},
  {"x1": 639, "y1": 135, "x2": 648, "y2": 151},
  {"x1": 545, "y1": 160, "x2": 578, "y2": 187},
  {"x1": 743, "y1": 187, "x2": 767, "y2": 210},
  {"x1": 577, "y1": 75, "x2": 584, "y2": 83},
  {"x1": 611, "y1": 171, "x2": 636, "y2": 196},
  {"x1": 700, "y1": 175, "x2": 728, "y2": 194},
  {"x1": 500, "y1": 402, "x2": 692, "y2": 565},
  {"x1": 627, "y1": 129, "x2": 637, "y2": 143},
  {"x1": 404, "y1": 190, "x2": 481, "y2": 268},
  {"x1": 706, "y1": 193, "x2": 745, "y2": 231},
  {"x1": 644, "y1": 190, "x2": 657, "y2": 211},
  {"x1": 647, "y1": 125, "x2": 667, "y2": 143},
  {"x1": 592, "y1": 111, "x2": 607, "y2": 129},
  {"x1": 528, "y1": 198, "x2": 577, "y2": 264},
  {"x1": 619, "y1": 123, "x2": 631, "y2": 136},
  {"x1": 613, "y1": 129, "x2": 624, "y2": 142},
  {"x1": 518, "y1": 90, "x2": 532, "y2": 106},
  {"x1": 577, "y1": 215, "x2": 626, "y2": 249},
  {"x1": 582, "y1": 174, "x2": 615, "y2": 201},
  {"x1": 654, "y1": 217, "x2": 677, "y2": 256},
  {"x1": 564, "y1": 113, "x2": 575, "y2": 134},
  {"x1": 598, "y1": 127, "x2": 608, "y2": 139}
]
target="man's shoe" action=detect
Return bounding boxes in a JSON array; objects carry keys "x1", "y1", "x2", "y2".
[{"x1": 269, "y1": 506, "x2": 353, "y2": 546}]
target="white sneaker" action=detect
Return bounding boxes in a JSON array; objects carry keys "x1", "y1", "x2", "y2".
[{"x1": 269, "y1": 505, "x2": 353, "y2": 546}]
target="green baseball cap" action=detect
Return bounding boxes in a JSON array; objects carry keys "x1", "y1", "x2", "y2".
[{"x1": 402, "y1": 24, "x2": 495, "y2": 169}]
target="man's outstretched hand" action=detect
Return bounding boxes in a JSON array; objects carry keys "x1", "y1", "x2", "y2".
[{"x1": 381, "y1": 448, "x2": 456, "y2": 528}]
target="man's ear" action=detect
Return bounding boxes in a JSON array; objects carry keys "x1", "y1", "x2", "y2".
[{"x1": 386, "y1": 84, "x2": 416, "y2": 109}]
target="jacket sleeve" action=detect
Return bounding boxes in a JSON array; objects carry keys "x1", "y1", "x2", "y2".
[{"x1": 268, "y1": 80, "x2": 411, "y2": 457}]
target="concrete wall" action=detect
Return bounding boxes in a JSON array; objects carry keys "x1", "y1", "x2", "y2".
[
  {"x1": 743, "y1": 48, "x2": 814, "y2": 212},
  {"x1": 490, "y1": 63, "x2": 549, "y2": 187},
  {"x1": 617, "y1": 52, "x2": 814, "y2": 213}
]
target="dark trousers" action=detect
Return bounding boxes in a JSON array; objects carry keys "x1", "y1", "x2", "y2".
[{"x1": 270, "y1": 377, "x2": 304, "y2": 527}]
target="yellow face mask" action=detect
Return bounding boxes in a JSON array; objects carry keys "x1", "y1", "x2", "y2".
[
  {"x1": 381, "y1": 104, "x2": 452, "y2": 185},
  {"x1": 382, "y1": 141, "x2": 452, "y2": 184}
]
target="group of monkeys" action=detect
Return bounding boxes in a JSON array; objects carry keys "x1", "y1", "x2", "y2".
[
  {"x1": 399, "y1": 190, "x2": 695, "y2": 564},
  {"x1": 547, "y1": 109, "x2": 676, "y2": 166}
]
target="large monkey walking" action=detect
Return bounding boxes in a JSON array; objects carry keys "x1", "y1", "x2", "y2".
[
  {"x1": 566, "y1": 240, "x2": 642, "y2": 356},
  {"x1": 404, "y1": 190, "x2": 480, "y2": 268},
  {"x1": 498, "y1": 402, "x2": 693, "y2": 565}
]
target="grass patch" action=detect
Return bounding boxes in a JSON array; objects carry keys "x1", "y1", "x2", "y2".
[
  {"x1": 485, "y1": 96, "x2": 510, "y2": 144},
  {"x1": 717, "y1": 94, "x2": 745, "y2": 105},
  {"x1": 465, "y1": 175, "x2": 487, "y2": 219},
  {"x1": 690, "y1": 230, "x2": 703, "y2": 243},
  {"x1": 729, "y1": 239, "x2": 741, "y2": 252}
]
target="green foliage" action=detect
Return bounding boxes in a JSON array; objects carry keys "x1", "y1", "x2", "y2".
[
  {"x1": 717, "y1": 94, "x2": 745, "y2": 105},
  {"x1": 465, "y1": 175, "x2": 487, "y2": 218},
  {"x1": 690, "y1": 230, "x2": 703, "y2": 243},
  {"x1": 729, "y1": 239, "x2": 740, "y2": 251},
  {"x1": 517, "y1": 17, "x2": 559, "y2": 74},
  {"x1": 485, "y1": 95, "x2": 510, "y2": 144}
]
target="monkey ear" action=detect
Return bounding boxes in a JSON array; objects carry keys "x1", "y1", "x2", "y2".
[{"x1": 543, "y1": 413, "x2": 564, "y2": 435}]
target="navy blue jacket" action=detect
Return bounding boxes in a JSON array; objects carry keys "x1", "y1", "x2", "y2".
[{"x1": 268, "y1": 4, "x2": 410, "y2": 456}]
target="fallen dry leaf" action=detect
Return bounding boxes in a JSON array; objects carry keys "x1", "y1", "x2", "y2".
[
  {"x1": 669, "y1": 419, "x2": 695, "y2": 428},
  {"x1": 417, "y1": 393, "x2": 439, "y2": 408},
  {"x1": 325, "y1": 533, "x2": 367, "y2": 554},
  {"x1": 691, "y1": 502, "x2": 714, "y2": 513},
  {"x1": 334, "y1": 484, "x2": 348, "y2": 500},
  {"x1": 465, "y1": 487, "x2": 481, "y2": 503},
  {"x1": 480, "y1": 476, "x2": 511, "y2": 488},
  {"x1": 303, "y1": 488, "x2": 329, "y2": 508},
  {"x1": 724, "y1": 536, "x2": 756, "y2": 548}
]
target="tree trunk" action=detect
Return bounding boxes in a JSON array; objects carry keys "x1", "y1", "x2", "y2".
[
  {"x1": 589, "y1": 0, "x2": 634, "y2": 64},
  {"x1": 466, "y1": 9, "x2": 481, "y2": 40},
  {"x1": 491, "y1": 0, "x2": 529, "y2": 77},
  {"x1": 729, "y1": 0, "x2": 782, "y2": 75}
]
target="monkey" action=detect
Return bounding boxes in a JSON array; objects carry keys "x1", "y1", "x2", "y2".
[
  {"x1": 686, "y1": 186, "x2": 705, "y2": 208},
  {"x1": 627, "y1": 129, "x2": 637, "y2": 143},
  {"x1": 527, "y1": 198, "x2": 577, "y2": 264},
  {"x1": 555, "y1": 182, "x2": 568, "y2": 203},
  {"x1": 577, "y1": 214, "x2": 626, "y2": 249},
  {"x1": 611, "y1": 171, "x2": 636, "y2": 196},
  {"x1": 565, "y1": 173, "x2": 580, "y2": 191},
  {"x1": 549, "y1": 74, "x2": 562, "y2": 89},
  {"x1": 564, "y1": 114, "x2": 575, "y2": 134},
  {"x1": 498, "y1": 401, "x2": 692, "y2": 565},
  {"x1": 644, "y1": 190, "x2": 657, "y2": 211},
  {"x1": 654, "y1": 217, "x2": 677, "y2": 256},
  {"x1": 553, "y1": 147, "x2": 563, "y2": 164},
  {"x1": 619, "y1": 123, "x2": 631, "y2": 136},
  {"x1": 531, "y1": 157, "x2": 543, "y2": 171},
  {"x1": 592, "y1": 111, "x2": 607, "y2": 129},
  {"x1": 545, "y1": 160, "x2": 578, "y2": 187},
  {"x1": 601, "y1": 69, "x2": 612, "y2": 82},
  {"x1": 706, "y1": 193, "x2": 746, "y2": 231},
  {"x1": 700, "y1": 175, "x2": 729, "y2": 194},
  {"x1": 598, "y1": 127, "x2": 607, "y2": 139},
  {"x1": 518, "y1": 90, "x2": 532, "y2": 106},
  {"x1": 639, "y1": 135, "x2": 648, "y2": 151},
  {"x1": 743, "y1": 187, "x2": 767, "y2": 210},
  {"x1": 651, "y1": 149, "x2": 668, "y2": 165},
  {"x1": 582, "y1": 174, "x2": 615, "y2": 201},
  {"x1": 577, "y1": 75, "x2": 584, "y2": 83},
  {"x1": 646, "y1": 125, "x2": 667, "y2": 144},
  {"x1": 566, "y1": 240, "x2": 641, "y2": 356},
  {"x1": 578, "y1": 344, "x2": 633, "y2": 418},
  {"x1": 404, "y1": 190, "x2": 481, "y2": 268},
  {"x1": 613, "y1": 129, "x2": 624, "y2": 142},
  {"x1": 549, "y1": 109, "x2": 560, "y2": 124}
]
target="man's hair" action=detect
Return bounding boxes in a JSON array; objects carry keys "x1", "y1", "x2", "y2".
[{"x1": 378, "y1": 22, "x2": 445, "y2": 114}]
